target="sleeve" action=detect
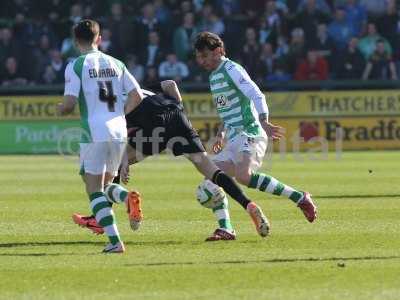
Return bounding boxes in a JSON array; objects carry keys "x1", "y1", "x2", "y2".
[
  {"x1": 225, "y1": 61, "x2": 269, "y2": 117},
  {"x1": 64, "y1": 61, "x2": 80, "y2": 97},
  {"x1": 122, "y1": 66, "x2": 141, "y2": 94}
]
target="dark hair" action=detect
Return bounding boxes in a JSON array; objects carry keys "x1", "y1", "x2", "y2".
[
  {"x1": 194, "y1": 31, "x2": 225, "y2": 52},
  {"x1": 73, "y1": 19, "x2": 100, "y2": 44}
]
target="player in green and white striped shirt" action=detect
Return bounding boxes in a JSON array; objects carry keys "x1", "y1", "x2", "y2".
[{"x1": 194, "y1": 32, "x2": 317, "y2": 239}]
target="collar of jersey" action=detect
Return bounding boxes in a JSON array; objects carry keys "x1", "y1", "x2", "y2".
[
  {"x1": 214, "y1": 56, "x2": 228, "y2": 73},
  {"x1": 82, "y1": 49, "x2": 100, "y2": 54}
]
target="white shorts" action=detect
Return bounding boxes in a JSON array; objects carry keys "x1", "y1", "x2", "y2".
[
  {"x1": 213, "y1": 134, "x2": 267, "y2": 171},
  {"x1": 79, "y1": 141, "x2": 126, "y2": 176}
]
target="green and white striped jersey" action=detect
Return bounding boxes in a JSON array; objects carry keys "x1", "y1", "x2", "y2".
[
  {"x1": 64, "y1": 50, "x2": 140, "y2": 142},
  {"x1": 209, "y1": 57, "x2": 266, "y2": 140}
]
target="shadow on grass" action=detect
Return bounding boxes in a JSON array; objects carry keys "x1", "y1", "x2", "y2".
[
  {"x1": 0, "y1": 253, "x2": 83, "y2": 257},
  {"x1": 0, "y1": 240, "x2": 190, "y2": 257},
  {"x1": 316, "y1": 194, "x2": 400, "y2": 199},
  {"x1": 124, "y1": 255, "x2": 400, "y2": 267},
  {"x1": 0, "y1": 240, "x2": 187, "y2": 249}
]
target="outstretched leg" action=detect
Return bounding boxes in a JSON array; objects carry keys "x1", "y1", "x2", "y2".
[{"x1": 234, "y1": 153, "x2": 317, "y2": 222}]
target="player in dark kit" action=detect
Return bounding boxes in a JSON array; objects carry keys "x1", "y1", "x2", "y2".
[{"x1": 73, "y1": 80, "x2": 270, "y2": 241}]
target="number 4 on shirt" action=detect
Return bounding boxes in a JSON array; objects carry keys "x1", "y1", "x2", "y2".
[{"x1": 98, "y1": 80, "x2": 116, "y2": 112}]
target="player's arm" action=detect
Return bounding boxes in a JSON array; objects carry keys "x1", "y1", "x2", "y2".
[
  {"x1": 212, "y1": 122, "x2": 226, "y2": 154},
  {"x1": 122, "y1": 66, "x2": 144, "y2": 114},
  {"x1": 226, "y1": 62, "x2": 283, "y2": 140},
  {"x1": 58, "y1": 96, "x2": 77, "y2": 115},
  {"x1": 57, "y1": 62, "x2": 79, "y2": 116},
  {"x1": 161, "y1": 80, "x2": 182, "y2": 102},
  {"x1": 125, "y1": 88, "x2": 144, "y2": 114}
]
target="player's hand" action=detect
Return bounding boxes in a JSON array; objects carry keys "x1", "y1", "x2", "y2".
[
  {"x1": 120, "y1": 163, "x2": 130, "y2": 184},
  {"x1": 261, "y1": 121, "x2": 284, "y2": 140},
  {"x1": 212, "y1": 136, "x2": 224, "y2": 154}
]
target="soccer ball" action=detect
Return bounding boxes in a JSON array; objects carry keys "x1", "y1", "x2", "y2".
[{"x1": 196, "y1": 180, "x2": 226, "y2": 209}]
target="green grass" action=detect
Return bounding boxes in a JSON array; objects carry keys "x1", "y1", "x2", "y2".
[{"x1": 0, "y1": 152, "x2": 399, "y2": 300}]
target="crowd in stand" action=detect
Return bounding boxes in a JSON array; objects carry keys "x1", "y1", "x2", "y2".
[{"x1": 0, "y1": 0, "x2": 399, "y2": 87}]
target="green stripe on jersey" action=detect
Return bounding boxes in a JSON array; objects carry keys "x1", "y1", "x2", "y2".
[{"x1": 73, "y1": 55, "x2": 92, "y2": 142}]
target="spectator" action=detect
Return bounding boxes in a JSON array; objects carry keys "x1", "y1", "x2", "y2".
[
  {"x1": 296, "y1": 0, "x2": 332, "y2": 14},
  {"x1": 377, "y1": 1, "x2": 400, "y2": 51},
  {"x1": 154, "y1": 0, "x2": 172, "y2": 25},
  {"x1": 173, "y1": 12, "x2": 199, "y2": 62},
  {"x1": 47, "y1": 0, "x2": 70, "y2": 39},
  {"x1": 13, "y1": 13, "x2": 30, "y2": 42},
  {"x1": 126, "y1": 54, "x2": 145, "y2": 84},
  {"x1": 263, "y1": 0, "x2": 286, "y2": 37},
  {"x1": 0, "y1": 28, "x2": 21, "y2": 65},
  {"x1": 286, "y1": 27, "x2": 307, "y2": 74},
  {"x1": 206, "y1": 12, "x2": 225, "y2": 36},
  {"x1": 266, "y1": 61, "x2": 292, "y2": 83},
  {"x1": 335, "y1": 37, "x2": 365, "y2": 79},
  {"x1": 362, "y1": 39, "x2": 398, "y2": 80},
  {"x1": 33, "y1": 34, "x2": 52, "y2": 82},
  {"x1": 140, "y1": 31, "x2": 165, "y2": 68},
  {"x1": 274, "y1": 0, "x2": 290, "y2": 15},
  {"x1": 60, "y1": 29, "x2": 80, "y2": 62},
  {"x1": 68, "y1": 3, "x2": 83, "y2": 25},
  {"x1": 1, "y1": 57, "x2": 28, "y2": 86},
  {"x1": 239, "y1": 27, "x2": 264, "y2": 83},
  {"x1": 328, "y1": 7, "x2": 356, "y2": 50},
  {"x1": 214, "y1": 0, "x2": 241, "y2": 18},
  {"x1": 214, "y1": 0, "x2": 243, "y2": 58},
  {"x1": 343, "y1": 0, "x2": 367, "y2": 36},
  {"x1": 294, "y1": 0, "x2": 331, "y2": 45},
  {"x1": 170, "y1": 0, "x2": 194, "y2": 27},
  {"x1": 197, "y1": 4, "x2": 225, "y2": 36},
  {"x1": 294, "y1": 49, "x2": 329, "y2": 80},
  {"x1": 25, "y1": 15, "x2": 58, "y2": 50},
  {"x1": 2, "y1": 0, "x2": 399, "y2": 86},
  {"x1": 48, "y1": 49, "x2": 64, "y2": 81},
  {"x1": 41, "y1": 49, "x2": 64, "y2": 84},
  {"x1": 8, "y1": 0, "x2": 31, "y2": 17},
  {"x1": 158, "y1": 53, "x2": 189, "y2": 82},
  {"x1": 104, "y1": 2, "x2": 135, "y2": 60},
  {"x1": 260, "y1": 42, "x2": 276, "y2": 78},
  {"x1": 59, "y1": 2, "x2": 83, "y2": 42},
  {"x1": 258, "y1": 15, "x2": 278, "y2": 46},
  {"x1": 311, "y1": 23, "x2": 336, "y2": 66},
  {"x1": 359, "y1": 0, "x2": 387, "y2": 20},
  {"x1": 135, "y1": 3, "x2": 164, "y2": 53},
  {"x1": 99, "y1": 28, "x2": 117, "y2": 56},
  {"x1": 274, "y1": 34, "x2": 289, "y2": 60},
  {"x1": 143, "y1": 66, "x2": 160, "y2": 88},
  {"x1": 358, "y1": 22, "x2": 392, "y2": 59}
]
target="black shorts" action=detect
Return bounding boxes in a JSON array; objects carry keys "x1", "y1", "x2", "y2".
[{"x1": 127, "y1": 108, "x2": 205, "y2": 156}]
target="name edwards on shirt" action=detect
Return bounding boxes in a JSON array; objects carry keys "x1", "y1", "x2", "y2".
[{"x1": 88, "y1": 68, "x2": 118, "y2": 78}]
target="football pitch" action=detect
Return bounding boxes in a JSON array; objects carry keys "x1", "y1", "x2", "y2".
[{"x1": 0, "y1": 151, "x2": 399, "y2": 300}]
